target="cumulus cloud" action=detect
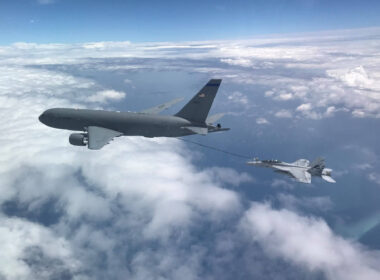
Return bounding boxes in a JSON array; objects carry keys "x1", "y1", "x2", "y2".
[
  {"x1": 205, "y1": 167, "x2": 254, "y2": 187},
  {"x1": 256, "y1": 117, "x2": 269, "y2": 125},
  {"x1": 86, "y1": 89, "x2": 126, "y2": 103},
  {"x1": 2, "y1": 28, "x2": 380, "y2": 119},
  {"x1": 0, "y1": 215, "x2": 80, "y2": 279},
  {"x1": 327, "y1": 66, "x2": 377, "y2": 90},
  {"x1": 275, "y1": 109, "x2": 292, "y2": 118},
  {"x1": 275, "y1": 92, "x2": 294, "y2": 101},
  {"x1": 227, "y1": 91, "x2": 249, "y2": 106},
  {"x1": 241, "y1": 203, "x2": 380, "y2": 280},
  {"x1": 271, "y1": 179, "x2": 295, "y2": 189},
  {"x1": 296, "y1": 103, "x2": 321, "y2": 119},
  {"x1": 220, "y1": 58, "x2": 254, "y2": 67},
  {"x1": 1, "y1": 28, "x2": 380, "y2": 279},
  {"x1": 0, "y1": 62, "x2": 244, "y2": 279},
  {"x1": 324, "y1": 106, "x2": 337, "y2": 117},
  {"x1": 296, "y1": 103, "x2": 312, "y2": 112}
]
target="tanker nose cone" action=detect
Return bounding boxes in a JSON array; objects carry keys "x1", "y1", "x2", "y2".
[
  {"x1": 39, "y1": 110, "x2": 52, "y2": 125},
  {"x1": 39, "y1": 112, "x2": 46, "y2": 124}
]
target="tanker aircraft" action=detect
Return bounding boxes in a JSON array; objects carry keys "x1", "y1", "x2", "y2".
[{"x1": 39, "y1": 79, "x2": 229, "y2": 150}]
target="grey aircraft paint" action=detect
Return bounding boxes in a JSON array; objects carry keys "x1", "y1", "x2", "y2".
[
  {"x1": 39, "y1": 79, "x2": 229, "y2": 149},
  {"x1": 247, "y1": 157, "x2": 336, "y2": 184}
]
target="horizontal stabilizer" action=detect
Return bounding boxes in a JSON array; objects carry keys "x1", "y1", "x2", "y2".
[
  {"x1": 208, "y1": 127, "x2": 230, "y2": 133},
  {"x1": 206, "y1": 113, "x2": 225, "y2": 124},
  {"x1": 322, "y1": 175, "x2": 336, "y2": 183},
  {"x1": 141, "y1": 97, "x2": 184, "y2": 114},
  {"x1": 183, "y1": 126, "x2": 208, "y2": 135}
]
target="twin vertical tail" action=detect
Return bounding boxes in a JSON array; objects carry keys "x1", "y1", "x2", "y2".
[
  {"x1": 308, "y1": 157, "x2": 325, "y2": 174},
  {"x1": 175, "y1": 79, "x2": 222, "y2": 123},
  {"x1": 308, "y1": 158, "x2": 336, "y2": 183}
]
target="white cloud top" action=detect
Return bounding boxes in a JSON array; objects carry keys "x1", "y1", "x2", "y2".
[
  {"x1": 87, "y1": 90, "x2": 126, "y2": 103},
  {"x1": 242, "y1": 203, "x2": 380, "y2": 280},
  {"x1": 1, "y1": 28, "x2": 380, "y2": 279}
]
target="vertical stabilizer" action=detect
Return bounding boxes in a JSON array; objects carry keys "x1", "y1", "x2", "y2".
[
  {"x1": 175, "y1": 79, "x2": 221, "y2": 123},
  {"x1": 310, "y1": 157, "x2": 325, "y2": 169},
  {"x1": 308, "y1": 157, "x2": 325, "y2": 176}
]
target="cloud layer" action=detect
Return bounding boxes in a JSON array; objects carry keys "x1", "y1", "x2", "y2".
[
  {"x1": 1, "y1": 28, "x2": 380, "y2": 279},
  {"x1": 242, "y1": 203, "x2": 380, "y2": 280}
]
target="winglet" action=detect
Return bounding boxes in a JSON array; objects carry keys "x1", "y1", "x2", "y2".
[{"x1": 141, "y1": 97, "x2": 184, "y2": 114}]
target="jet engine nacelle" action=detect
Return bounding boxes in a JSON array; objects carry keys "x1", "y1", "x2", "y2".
[{"x1": 69, "y1": 133, "x2": 88, "y2": 146}]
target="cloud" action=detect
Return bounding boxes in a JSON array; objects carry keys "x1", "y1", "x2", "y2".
[
  {"x1": 296, "y1": 103, "x2": 312, "y2": 112},
  {"x1": 0, "y1": 63, "x2": 245, "y2": 278},
  {"x1": 256, "y1": 117, "x2": 269, "y2": 125},
  {"x1": 264, "y1": 90, "x2": 274, "y2": 97},
  {"x1": 327, "y1": 66, "x2": 378, "y2": 90},
  {"x1": 241, "y1": 203, "x2": 380, "y2": 280},
  {"x1": 354, "y1": 163, "x2": 373, "y2": 170},
  {"x1": 205, "y1": 167, "x2": 254, "y2": 187},
  {"x1": 220, "y1": 58, "x2": 253, "y2": 67},
  {"x1": 277, "y1": 193, "x2": 333, "y2": 212},
  {"x1": 275, "y1": 92, "x2": 294, "y2": 101},
  {"x1": 296, "y1": 103, "x2": 321, "y2": 119},
  {"x1": 86, "y1": 89, "x2": 126, "y2": 103},
  {"x1": 275, "y1": 109, "x2": 292, "y2": 118},
  {"x1": 1, "y1": 28, "x2": 380, "y2": 279},
  {"x1": 0, "y1": 215, "x2": 80, "y2": 279},
  {"x1": 295, "y1": 103, "x2": 338, "y2": 120},
  {"x1": 2, "y1": 27, "x2": 380, "y2": 119},
  {"x1": 227, "y1": 91, "x2": 249, "y2": 106},
  {"x1": 324, "y1": 106, "x2": 337, "y2": 117},
  {"x1": 368, "y1": 173, "x2": 380, "y2": 185},
  {"x1": 271, "y1": 179, "x2": 295, "y2": 189}
]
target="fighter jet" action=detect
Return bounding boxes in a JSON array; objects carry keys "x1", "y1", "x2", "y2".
[
  {"x1": 247, "y1": 157, "x2": 336, "y2": 184},
  {"x1": 39, "y1": 79, "x2": 229, "y2": 150}
]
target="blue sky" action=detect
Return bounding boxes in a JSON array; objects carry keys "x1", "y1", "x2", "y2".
[{"x1": 1, "y1": 0, "x2": 380, "y2": 44}]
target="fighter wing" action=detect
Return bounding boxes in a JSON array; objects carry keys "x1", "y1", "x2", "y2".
[
  {"x1": 140, "y1": 98, "x2": 183, "y2": 114},
  {"x1": 273, "y1": 166, "x2": 312, "y2": 184},
  {"x1": 291, "y1": 159, "x2": 310, "y2": 167},
  {"x1": 289, "y1": 168, "x2": 312, "y2": 183},
  {"x1": 87, "y1": 126, "x2": 123, "y2": 150}
]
